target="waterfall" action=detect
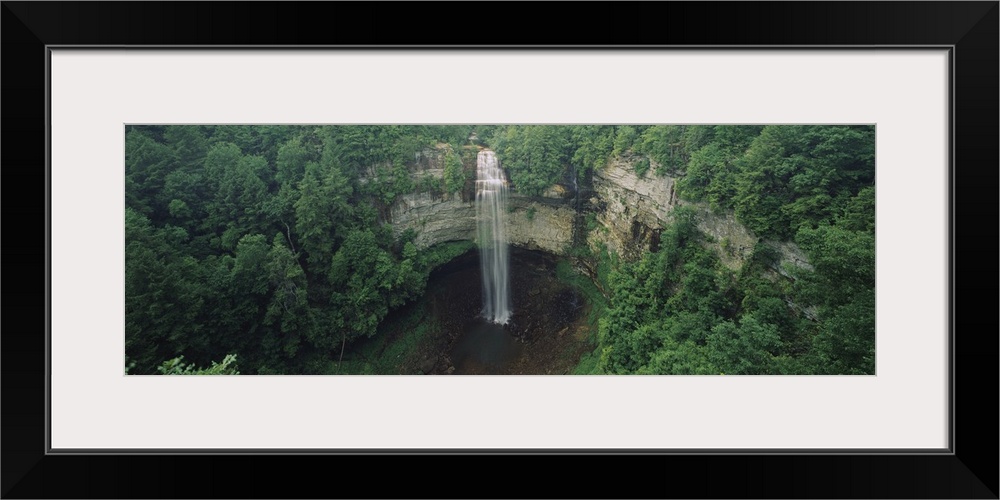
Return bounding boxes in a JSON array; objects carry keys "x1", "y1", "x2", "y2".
[{"x1": 476, "y1": 150, "x2": 511, "y2": 325}]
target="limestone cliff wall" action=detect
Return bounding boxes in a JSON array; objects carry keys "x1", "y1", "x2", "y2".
[
  {"x1": 386, "y1": 147, "x2": 809, "y2": 275},
  {"x1": 681, "y1": 200, "x2": 758, "y2": 271},
  {"x1": 587, "y1": 155, "x2": 676, "y2": 260},
  {"x1": 505, "y1": 196, "x2": 576, "y2": 255},
  {"x1": 390, "y1": 192, "x2": 576, "y2": 255},
  {"x1": 387, "y1": 147, "x2": 577, "y2": 255},
  {"x1": 386, "y1": 146, "x2": 475, "y2": 247},
  {"x1": 585, "y1": 155, "x2": 808, "y2": 275},
  {"x1": 390, "y1": 191, "x2": 476, "y2": 248}
]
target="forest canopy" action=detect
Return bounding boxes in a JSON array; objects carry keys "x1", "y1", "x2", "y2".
[{"x1": 125, "y1": 125, "x2": 875, "y2": 375}]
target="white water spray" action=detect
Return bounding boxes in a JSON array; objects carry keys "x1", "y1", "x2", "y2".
[{"x1": 476, "y1": 150, "x2": 511, "y2": 324}]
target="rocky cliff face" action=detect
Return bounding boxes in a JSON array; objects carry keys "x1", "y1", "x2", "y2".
[
  {"x1": 681, "y1": 200, "x2": 758, "y2": 271},
  {"x1": 584, "y1": 155, "x2": 809, "y2": 274},
  {"x1": 390, "y1": 192, "x2": 576, "y2": 255},
  {"x1": 391, "y1": 191, "x2": 476, "y2": 248},
  {"x1": 388, "y1": 147, "x2": 578, "y2": 255},
  {"x1": 386, "y1": 146, "x2": 475, "y2": 247},
  {"x1": 587, "y1": 155, "x2": 676, "y2": 260},
  {"x1": 386, "y1": 147, "x2": 809, "y2": 276},
  {"x1": 505, "y1": 196, "x2": 576, "y2": 255}
]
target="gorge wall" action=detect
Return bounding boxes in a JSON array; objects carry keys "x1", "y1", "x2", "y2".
[
  {"x1": 389, "y1": 146, "x2": 575, "y2": 256},
  {"x1": 584, "y1": 155, "x2": 766, "y2": 270},
  {"x1": 387, "y1": 147, "x2": 810, "y2": 276},
  {"x1": 389, "y1": 190, "x2": 575, "y2": 255}
]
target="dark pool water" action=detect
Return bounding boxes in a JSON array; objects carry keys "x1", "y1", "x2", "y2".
[
  {"x1": 449, "y1": 320, "x2": 523, "y2": 374},
  {"x1": 402, "y1": 247, "x2": 586, "y2": 374}
]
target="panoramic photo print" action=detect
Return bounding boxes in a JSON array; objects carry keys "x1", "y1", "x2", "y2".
[{"x1": 125, "y1": 125, "x2": 875, "y2": 375}]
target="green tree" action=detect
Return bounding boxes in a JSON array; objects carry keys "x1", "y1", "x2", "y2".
[
  {"x1": 125, "y1": 128, "x2": 176, "y2": 219},
  {"x1": 294, "y1": 161, "x2": 353, "y2": 273},
  {"x1": 611, "y1": 125, "x2": 642, "y2": 157},
  {"x1": 125, "y1": 209, "x2": 207, "y2": 373},
  {"x1": 810, "y1": 289, "x2": 875, "y2": 374},
  {"x1": 594, "y1": 207, "x2": 734, "y2": 374},
  {"x1": 275, "y1": 137, "x2": 312, "y2": 187},
  {"x1": 325, "y1": 229, "x2": 421, "y2": 365},
  {"x1": 793, "y1": 222, "x2": 876, "y2": 374},
  {"x1": 795, "y1": 224, "x2": 875, "y2": 308},
  {"x1": 164, "y1": 125, "x2": 208, "y2": 171},
  {"x1": 214, "y1": 155, "x2": 270, "y2": 250},
  {"x1": 636, "y1": 125, "x2": 687, "y2": 175},
  {"x1": 490, "y1": 125, "x2": 571, "y2": 196},
  {"x1": 732, "y1": 125, "x2": 874, "y2": 238},
  {"x1": 569, "y1": 125, "x2": 616, "y2": 179},
  {"x1": 443, "y1": 147, "x2": 465, "y2": 194},
  {"x1": 262, "y1": 234, "x2": 311, "y2": 361},
  {"x1": 837, "y1": 186, "x2": 876, "y2": 232},
  {"x1": 706, "y1": 315, "x2": 782, "y2": 375},
  {"x1": 637, "y1": 339, "x2": 716, "y2": 375},
  {"x1": 679, "y1": 142, "x2": 738, "y2": 210}
]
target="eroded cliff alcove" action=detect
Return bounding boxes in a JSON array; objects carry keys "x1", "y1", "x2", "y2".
[
  {"x1": 126, "y1": 125, "x2": 872, "y2": 377},
  {"x1": 388, "y1": 146, "x2": 809, "y2": 278}
]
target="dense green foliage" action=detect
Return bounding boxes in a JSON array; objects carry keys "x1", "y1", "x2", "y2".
[
  {"x1": 485, "y1": 125, "x2": 618, "y2": 194},
  {"x1": 127, "y1": 124, "x2": 875, "y2": 375},
  {"x1": 564, "y1": 125, "x2": 876, "y2": 375},
  {"x1": 443, "y1": 146, "x2": 467, "y2": 194},
  {"x1": 577, "y1": 201, "x2": 874, "y2": 375},
  {"x1": 337, "y1": 298, "x2": 440, "y2": 375},
  {"x1": 125, "y1": 125, "x2": 476, "y2": 374},
  {"x1": 487, "y1": 126, "x2": 573, "y2": 196},
  {"x1": 487, "y1": 125, "x2": 873, "y2": 236}
]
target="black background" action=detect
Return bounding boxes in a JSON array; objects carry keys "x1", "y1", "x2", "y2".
[{"x1": 2, "y1": 2, "x2": 997, "y2": 498}]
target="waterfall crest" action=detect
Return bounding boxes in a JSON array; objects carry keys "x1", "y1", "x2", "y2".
[{"x1": 476, "y1": 150, "x2": 511, "y2": 325}]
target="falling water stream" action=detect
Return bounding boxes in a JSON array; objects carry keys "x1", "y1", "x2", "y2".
[
  {"x1": 440, "y1": 149, "x2": 582, "y2": 374},
  {"x1": 476, "y1": 149, "x2": 511, "y2": 324}
]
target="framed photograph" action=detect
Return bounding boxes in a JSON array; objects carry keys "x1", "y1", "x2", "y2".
[{"x1": 4, "y1": 2, "x2": 996, "y2": 498}]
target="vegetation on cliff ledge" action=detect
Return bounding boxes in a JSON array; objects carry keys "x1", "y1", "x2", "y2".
[{"x1": 125, "y1": 125, "x2": 874, "y2": 375}]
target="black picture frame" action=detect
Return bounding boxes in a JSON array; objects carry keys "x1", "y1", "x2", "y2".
[{"x1": 3, "y1": 2, "x2": 996, "y2": 498}]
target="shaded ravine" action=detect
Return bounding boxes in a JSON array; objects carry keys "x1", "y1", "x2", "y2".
[{"x1": 372, "y1": 248, "x2": 594, "y2": 375}]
